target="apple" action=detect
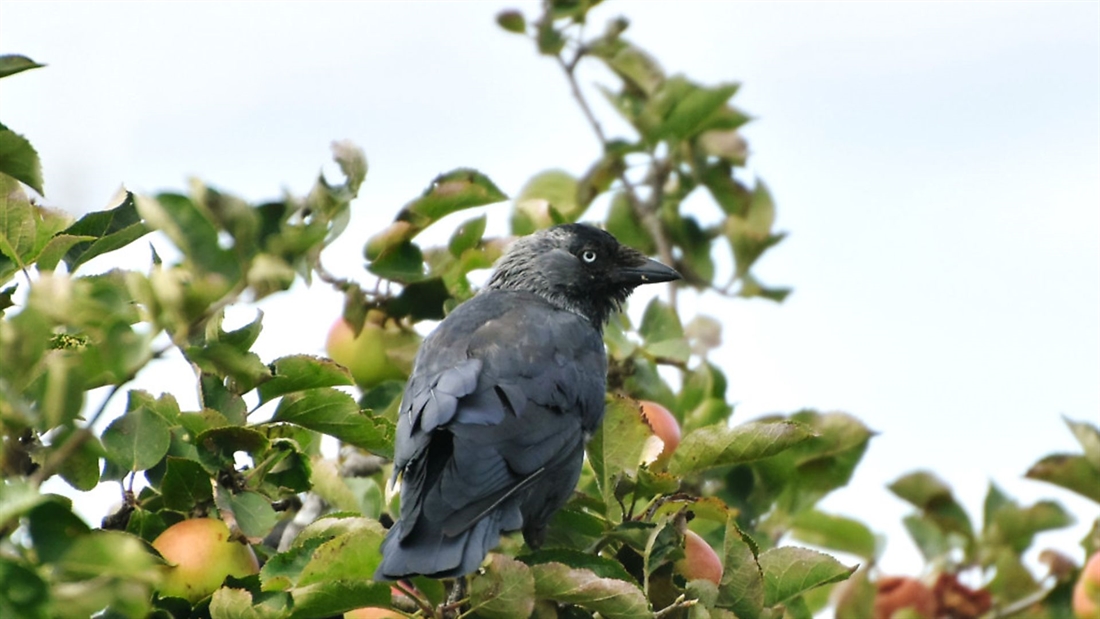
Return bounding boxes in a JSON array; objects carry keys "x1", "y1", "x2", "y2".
[
  {"x1": 873, "y1": 576, "x2": 935, "y2": 619},
  {"x1": 152, "y1": 518, "x2": 259, "y2": 603},
  {"x1": 1074, "y1": 552, "x2": 1100, "y2": 619},
  {"x1": 345, "y1": 608, "x2": 402, "y2": 619},
  {"x1": 674, "y1": 529, "x2": 723, "y2": 585},
  {"x1": 326, "y1": 311, "x2": 419, "y2": 388},
  {"x1": 639, "y1": 400, "x2": 681, "y2": 464}
]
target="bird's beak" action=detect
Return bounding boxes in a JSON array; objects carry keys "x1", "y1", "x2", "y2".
[{"x1": 618, "y1": 258, "x2": 681, "y2": 286}]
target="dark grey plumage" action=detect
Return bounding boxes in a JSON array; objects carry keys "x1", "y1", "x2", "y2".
[{"x1": 374, "y1": 223, "x2": 680, "y2": 580}]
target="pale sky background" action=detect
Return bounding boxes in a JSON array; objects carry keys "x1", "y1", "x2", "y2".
[{"x1": 3, "y1": 1, "x2": 1098, "y2": 578}]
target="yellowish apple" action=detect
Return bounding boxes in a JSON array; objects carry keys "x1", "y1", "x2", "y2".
[
  {"x1": 326, "y1": 312, "x2": 419, "y2": 388},
  {"x1": 152, "y1": 518, "x2": 259, "y2": 603}
]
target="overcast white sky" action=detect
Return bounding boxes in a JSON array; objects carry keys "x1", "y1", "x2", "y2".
[{"x1": 3, "y1": 1, "x2": 1098, "y2": 576}]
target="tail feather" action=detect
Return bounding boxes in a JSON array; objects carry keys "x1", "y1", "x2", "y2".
[{"x1": 373, "y1": 513, "x2": 502, "y2": 580}]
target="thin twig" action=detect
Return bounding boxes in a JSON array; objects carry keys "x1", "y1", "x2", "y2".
[
  {"x1": 393, "y1": 580, "x2": 435, "y2": 617},
  {"x1": 655, "y1": 594, "x2": 698, "y2": 619},
  {"x1": 553, "y1": 48, "x2": 678, "y2": 306}
]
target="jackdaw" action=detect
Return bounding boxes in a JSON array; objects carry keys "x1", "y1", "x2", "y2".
[{"x1": 375, "y1": 223, "x2": 680, "y2": 580}]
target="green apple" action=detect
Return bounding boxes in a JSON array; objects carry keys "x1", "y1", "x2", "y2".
[
  {"x1": 152, "y1": 518, "x2": 259, "y2": 603},
  {"x1": 326, "y1": 312, "x2": 420, "y2": 388}
]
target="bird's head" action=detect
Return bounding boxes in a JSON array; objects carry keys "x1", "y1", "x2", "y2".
[{"x1": 485, "y1": 223, "x2": 681, "y2": 327}]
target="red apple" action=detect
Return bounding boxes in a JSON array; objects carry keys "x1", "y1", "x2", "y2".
[
  {"x1": 1074, "y1": 552, "x2": 1100, "y2": 619},
  {"x1": 874, "y1": 576, "x2": 935, "y2": 619},
  {"x1": 152, "y1": 518, "x2": 259, "y2": 603},
  {"x1": 674, "y1": 529, "x2": 723, "y2": 585},
  {"x1": 326, "y1": 312, "x2": 419, "y2": 388},
  {"x1": 640, "y1": 400, "x2": 681, "y2": 463}
]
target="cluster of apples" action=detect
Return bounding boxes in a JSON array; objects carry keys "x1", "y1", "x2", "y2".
[{"x1": 638, "y1": 400, "x2": 724, "y2": 587}]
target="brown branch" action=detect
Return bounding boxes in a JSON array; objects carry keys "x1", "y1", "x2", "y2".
[{"x1": 553, "y1": 49, "x2": 678, "y2": 306}]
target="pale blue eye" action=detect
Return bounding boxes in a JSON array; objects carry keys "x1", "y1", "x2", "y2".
[{"x1": 582, "y1": 250, "x2": 597, "y2": 263}]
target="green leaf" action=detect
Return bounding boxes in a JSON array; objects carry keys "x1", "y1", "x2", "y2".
[
  {"x1": 0, "y1": 557, "x2": 50, "y2": 619},
  {"x1": 58, "y1": 530, "x2": 159, "y2": 580},
  {"x1": 330, "y1": 139, "x2": 367, "y2": 199},
  {"x1": 209, "y1": 587, "x2": 289, "y2": 619},
  {"x1": 0, "y1": 176, "x2": 72, "y2": 271},
  {"x1": 307, "y1": 456, "x2": 360, "y2": 513},
  {"x1": 1026, "y1": 454, "x2": 1100, "y2": 503},
  {"x1": 0, "y1": 479, "x2": 48, "y2": 529},
  {"x1": 986, "y1": 546, "x2": 1041, "y2": 602},
  {"x1": 519, "y1": 549, "x2": 637, "y2": 585},
  {"x1": 0, "y1": 128, "x2": 45, "y2": 195},
  {"x1": 402, "y1": 168, "x2": 507, "y2": 222},
  {"x1": 716, "y1": 518, "x2": 764, "y2": 618},
  {"x1": 1065, "y1": 416, "x2": 1100, "y2": 471},
  {"x1": 758, "y1": 546, "x2": 855, "y2": 607},
  {"x1": 448, "y1": 214, "x2": 488, "y2": 257},
  {"x1": 657, "y1": 82, "x2": 739, "y2": 141},
  {"x1": 670, "y1": 420, "x2": 815, "y2": 476},
  {"x1": 530, "y1": 562, "x2": 650, "y2": 619},
  {"x1": 224, "y1": 490, "x2": 278, "y2": 540},
  {"x1": 724, "y1": 181, "x2": 785, "y2": 278},
  {"x1": 834, "y1": 567, "x2": 875, "y2": 619},
  {"x1": 585, "y1": 396, "x2": 654, "y2": 518},
  {"x1": 291, "y1": 518, "x2": 387, "y2": 607},
  {"x1": 517, "y1": 170, "x2": 581, "y2": 222},
  {"x1": 125, "y1": 507, "x2": 167, "y2": 542},
  {"x1": 496, "y1": 10, "x2": 527, "y2": 34},
  {"x1": 983, "y1": 482, "x2": 1074, "y2": 554},
  {"x1": 367, "y1": 240, "x2": 426, "y2": 283},
  {"x1": 28, "y1": 500, "x2": 91, "y2": 563},
  {"x1": 102, "y1": 406, "x2": 172, "y2": 472},
  {"x1": 536, "y1": 20, "x2": 566, "y2": 56},
  {"x1": 287, "y1": 580, "x2": 390, "y2": 619},
  {"x1": 0, "y1": 54, "x2": 45, "y2": 79},
  {"x1": 271, "y1": 388, "x2": 395, "y2": 458},
  {"x1": 902, "y1": 513, "x2": 951, "y2": 562},
  {"x1": 470, "y1": 554, "x2": 536, "y2": 619},
  {"x1": 597, "y1": 44, "x2": 664, "y2": 97},
  {"x1": 367, "y1": 169, "x2": 506, "y2": 260},
  {"x1": 605, "y1": 192, "x2": 655, "y2": 256},
  {"x1": 159, "y1": 457, "x2": 214, "y2": 511},
  {"x1": 750, "y1": 411, "x2": 873, "y2": 510},
  {"x1": 256, "y1": 355, "x2": 354, "y2": 404},
  {"x1": 34, "y1": 234, "x2": 92, "y2": 272},
  {"x1": 737, "y1": 272, "x2": 791, "y2": 303},
  {"x1": 790, "y1": 510, "x2": 878, "y2": 560},
  {"x1": 186, "y1": 343, "x2": 271, "y2": 394},
  {"x1": 888, "y1": 471, "x2": 975, "y2": 541},
  {"x1": 639, "y1": 297, "x2": 683, "y2": 344},
  {"x1": 384, "y1": 276, "x2": 451, "y2": 321},
  {"x1": 136, "y1": 193, "x2": 239, "y2": 280},
  {"x1": 201, "y1": 373, "x2": 248, "y2": 425},
  {"x1": 57, "y1": 432, "x2": 105, "y2": 492},
  {"x1": 60, "y1": 190, "x2": 150, "y2": 272},
  {"x1": 194, "y1": 426, "x2": 270, "y2": 469}
]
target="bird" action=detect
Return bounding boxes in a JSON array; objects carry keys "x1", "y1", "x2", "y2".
[{"x1": 374, "y1": 223, "x2": 680, "y2": 580}]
